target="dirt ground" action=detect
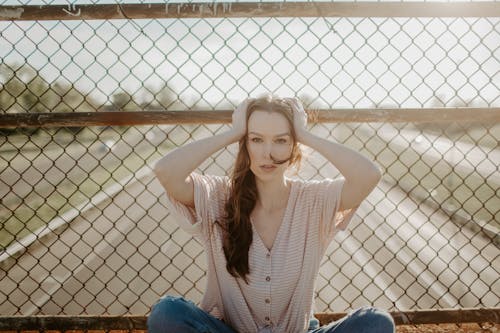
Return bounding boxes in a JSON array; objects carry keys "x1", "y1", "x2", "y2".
[
  {"x1": 397, "y1": 323, "x2": 499, "y2": 332},
  {"x1": 2, "y1": 325, "x2": 499, "y2": 333}
]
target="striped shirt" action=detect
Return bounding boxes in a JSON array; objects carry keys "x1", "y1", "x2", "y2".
[{"x1": 163, "y1": 172, "x2": 358, "y2": 333}]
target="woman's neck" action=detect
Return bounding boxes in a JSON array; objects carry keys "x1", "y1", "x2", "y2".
[{"x1": 255, "y1": 177, "x2": 290, "y2": 212}]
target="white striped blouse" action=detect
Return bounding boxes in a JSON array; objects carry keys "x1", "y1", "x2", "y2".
[{"x1": 163, "y1": 172, "x2": 358, "y2": 333}]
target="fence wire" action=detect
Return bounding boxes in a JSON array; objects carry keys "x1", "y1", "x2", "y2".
[{"x1": 0, "y1": 1, "x2": 499, "y2": 317}]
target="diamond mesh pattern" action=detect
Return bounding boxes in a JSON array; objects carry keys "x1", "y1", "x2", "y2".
[{"x1": 1, "y1": 1, "x2": 499, "y2": 316}]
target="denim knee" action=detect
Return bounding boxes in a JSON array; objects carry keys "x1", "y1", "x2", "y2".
[
  {"x1": 349, "y1": 307, "x2": 395, "y2": 333},
  {"x1": 148, "y1": 295, "x2": 192, "y2": 332}
]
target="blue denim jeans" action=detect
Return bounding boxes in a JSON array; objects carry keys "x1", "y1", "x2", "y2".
[
  {"x1": 307, "y1": 307, "x2": 395, "y2": 333},
  {"x1": 147, "y1": 295, "x2": 395, "y2": 333}
]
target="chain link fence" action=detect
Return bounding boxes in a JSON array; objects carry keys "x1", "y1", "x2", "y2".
[{"x1": 1, "y1": 1, "x2": 499, "y2": 317}]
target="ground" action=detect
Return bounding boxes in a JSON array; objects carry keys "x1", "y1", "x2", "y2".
[
  {"x1": 397, "y1": 323, "x2": 499, "y2": 332},
  {"x1": 3, "y1": 325, "x2": 499, "y2": 333}
]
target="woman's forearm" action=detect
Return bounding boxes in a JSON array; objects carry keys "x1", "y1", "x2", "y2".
[
  {"x1": 300, "y1": 131, "x2": 381, "y2": 209},
  {"x1": 300, "y1": 130, "x2": 381, "y2": 183},
  {"x1": 154, "y1": 100, "x2": 248, "y2": 206},
  {"x1": 287, "y1": 98, "x2": 380, "y2": 210},
  {"x1": 154, "y1": 129, "x2": 240, "y2": 183}
]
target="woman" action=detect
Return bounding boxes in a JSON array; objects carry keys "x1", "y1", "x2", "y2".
[{"x1": 149, "y1": 96, "x2": 395, "y2": 333}]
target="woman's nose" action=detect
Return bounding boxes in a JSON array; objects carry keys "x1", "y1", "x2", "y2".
[{"x1": 263, "y1": 143, "x2": 273, "y2": 158}]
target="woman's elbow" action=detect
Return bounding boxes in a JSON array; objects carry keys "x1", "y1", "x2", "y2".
[
  {"x1": 344, "y1": 164, "x2": 381, "y2": 195},
  {"x1": 153, "y1": 158, "x2": 171, "y2": 185},
  {"x1": 373, "y1": 165, "x2": 382, "y2": 182},
  {"x1": 366, "y1": 164, "x2": 382, "y2": 190},
  {"x1": 153, "y1": 160, "x2": 163, "y2": 177}
]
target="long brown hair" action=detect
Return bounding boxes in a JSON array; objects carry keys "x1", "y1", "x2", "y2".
[{"x1": 219, "y1": 95, "x2": 303, "y2": 283}]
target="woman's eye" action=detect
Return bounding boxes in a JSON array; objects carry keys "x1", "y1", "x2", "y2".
[
  {"x1": 251, "y1": 137, "x2": 262, "y2": 143},
  {"x1": 276, "y1": 138, "x2": 288, "y2": 144}
]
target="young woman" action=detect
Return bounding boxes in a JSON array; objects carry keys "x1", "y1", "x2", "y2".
[{"x1": 149, "y1": 96, "x2": 395, "y2": 333}]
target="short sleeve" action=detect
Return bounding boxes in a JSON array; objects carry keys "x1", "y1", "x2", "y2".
[
  {"x1": 318, "y1": 177, "x2": 359, "y2": 245},
  {"x1": 162, "y1": 172, "x2": 229, "y2": 237}
]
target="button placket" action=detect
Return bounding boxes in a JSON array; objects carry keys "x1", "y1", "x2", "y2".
[{"x1": 265, "y1": 250, "x2": 272, "y2": 326}]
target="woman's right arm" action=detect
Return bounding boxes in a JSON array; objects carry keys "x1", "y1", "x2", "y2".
[{"x1": 153, "y1": 99, "x2": 250, "y2": 208}]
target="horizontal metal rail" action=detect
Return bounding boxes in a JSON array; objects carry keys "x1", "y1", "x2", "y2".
[
  {"x1": 0, "y1": 308, "x2": 499, "y2": 329},
  {"x1": 1, "y1": 108, "x2": 499, "y2": 128},
  {"x1": 0, "y1": 2, "x2": 499, "y2": 20}
]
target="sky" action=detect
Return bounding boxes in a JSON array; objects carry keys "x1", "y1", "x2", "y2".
[{"x1": 0, "y1": 1, "x2": 498, "y2": 108}]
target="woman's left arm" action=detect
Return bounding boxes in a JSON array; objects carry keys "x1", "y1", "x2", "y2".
[{"x1": 287, "y1": 98, "x2": 382, "y2": 211}]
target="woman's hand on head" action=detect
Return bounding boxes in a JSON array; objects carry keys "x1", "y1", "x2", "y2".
[
  {"x1": 231, "y1": 98, "x2": 253, "y2": 141},
  {"x1": 286, "y1": 97, "x2": 308, "y2": 142}
]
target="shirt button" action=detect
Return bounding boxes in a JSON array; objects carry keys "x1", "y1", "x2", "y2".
[
  {"x1": 265, "y1": 298, "x2": 270, "y2": 304},
  {"x1": 266, "y1": 276, "x2": 271, "y2": 282},
  {"x1": 266, "y1": 253, "x2": 271, "y2": 258},
  {"x1": 265, "y1": 316, "x2": 270, "y2": 321}
]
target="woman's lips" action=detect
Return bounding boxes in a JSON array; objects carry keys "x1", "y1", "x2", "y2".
[{"x1": 260, "y1": 164, "x2": 277, "y2": 171}]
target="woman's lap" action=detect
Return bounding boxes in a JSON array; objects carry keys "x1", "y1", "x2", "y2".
[
  {"x1": 148, "y1": 296, "x2": 394, "y2": 333},
  {"x1": 147, "y1": 295, "x2": 236, "y2": 333},
  {"x1": 309, "y1": 307, "x2": 395, "y2": 333}
]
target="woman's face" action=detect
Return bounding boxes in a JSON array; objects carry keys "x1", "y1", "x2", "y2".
[{"x1": 246, "y1": 110, "x2": 294, "y2": 181}]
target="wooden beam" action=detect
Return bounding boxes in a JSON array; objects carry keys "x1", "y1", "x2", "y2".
[
  {"x1": 0, "y1": 108, "x2": 499, "y2": 128},
  {"x1": 0, "y1": 2, "x2": 499, "y2": 20},
  {"x1": 0, "y1": 308, "x2": 499, "y2": 329},
  {"x1": 318, "y1": 308, "x2": 500, "y2": 326},
  {"x1": 0, "y1": 315, "x2": 147, "y2": 330},
  {"x1": 0, "y1": 111, "x2": 232, "y2": 128}
]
